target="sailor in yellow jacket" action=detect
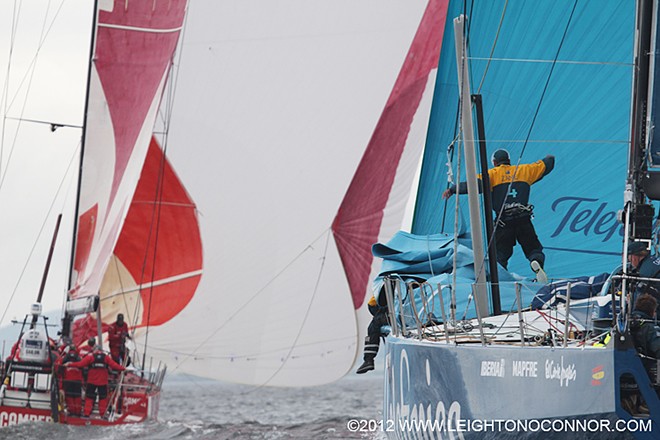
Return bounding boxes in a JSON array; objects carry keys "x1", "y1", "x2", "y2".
[{"x1": 442, "y1": 149, "x2": 554, "y2": 283}]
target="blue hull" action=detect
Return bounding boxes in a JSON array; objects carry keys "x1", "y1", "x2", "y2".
[{"x1": 383, "y1": 336, "x2": 659, "y2": 439}]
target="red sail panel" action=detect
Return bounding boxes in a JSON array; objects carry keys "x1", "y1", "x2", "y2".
[
  {"x1": 73, "y1": 205, "x2": 98, "y2": 280},
  {"x1": 332, "y1": 0, "x2": 449, "y2": 309},
  {"x1": 73, "y1": 138, "x2": 202, "y2": 343},
  {"x1": 109, "y1": 137, "x2": 203, "y2": 327},
  {"x1": 97, "y1": 2, "x2": 188, "y2": 208}
]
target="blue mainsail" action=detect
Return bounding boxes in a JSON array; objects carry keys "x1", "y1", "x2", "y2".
[{"x1": 413, "y1": 0, "x2": 635, "y2": 280}]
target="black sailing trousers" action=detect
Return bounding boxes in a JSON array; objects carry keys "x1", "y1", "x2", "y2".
[{"x1": 495, "y1": 214, "x2": 544, "y2": 270}]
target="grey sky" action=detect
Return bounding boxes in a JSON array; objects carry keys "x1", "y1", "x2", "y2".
[{"x1": 0, "y1": 0, "x2": 426, "y2": 381}]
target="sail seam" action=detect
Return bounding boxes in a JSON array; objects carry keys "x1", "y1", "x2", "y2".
[
  {"x1": 468, "y1": 56, "x2": 632, "y2": 66},
  {"x1": 98, "y1": 23, "x2": 183, "y2": 33},
  {"x1": 102, "y1": 269, "x2": 202, "y2": 299},
  {"x1": 130, "y1": 201, "x2": 196, "y2": 207},
  {"x1": 458, "y1": 139, "x2": 629, "y2": 144}
]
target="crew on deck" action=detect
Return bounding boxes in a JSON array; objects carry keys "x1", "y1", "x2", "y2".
[
  {"x1": 630, "y1": 294, "x2": 660, "y2": 378},
  {"x1": 107, "y1": 314, "x2": 131, "y2": 365},
  {"x1": 628, "y1": 242, "x2": 660, "y2": 313},
  {"x1": 356, "y1": 293, "x2": 389, "y2": 374},
  {"x1": 66, "y1": 346, "x2": 125, "y2": 418},
  {"x1": 79, "y1": 337, "x2": 95, "y2": 357},
  {"x1": 442, "y1": 149, "x2": 555, "y2": 283},
  {"x1": 55, "y1": 344, "x2": 83, "y2": 416}
]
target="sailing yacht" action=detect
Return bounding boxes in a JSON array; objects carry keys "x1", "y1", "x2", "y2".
[
  {"x1": 372, "y1": 0, "x2": 660, "y2": 438},
  {"x1": 0, "y1": 0, "x2": 189, "y2": 426}
]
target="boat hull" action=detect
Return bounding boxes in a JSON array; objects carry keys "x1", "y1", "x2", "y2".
[
  {"x1": 0, "y1": 378, "x2": 160, "y2": 427},
  {"x1": 383, "y1": 336, "x2": 657, "y2": 439}
]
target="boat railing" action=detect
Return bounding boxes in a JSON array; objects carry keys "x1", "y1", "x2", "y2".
[
  {"x1": 128, "y1": 353, "x2": 167, "y2": 390},
  {"x1": 106, "y1": 359, "x2": 166, "y2": 421},
  {"x1": 382, "y1": 275, "x2": 613, "y2": 347}
]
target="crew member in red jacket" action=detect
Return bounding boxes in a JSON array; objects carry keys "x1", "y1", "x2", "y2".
[
  {"x1": 66, "y1": 347, "x2": 125, "y2": 418},
  {"x1": 55, "y1": 344, "x2": 83, "y2": 416},
  {"x1": 107, "y1": 314, "x2": 131, "y2": 364},
  {"x1": 79, "y1": 337, "x2": 95, "y2": 357}
]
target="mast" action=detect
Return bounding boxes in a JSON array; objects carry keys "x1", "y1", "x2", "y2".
[
  {"x1": 629, "y1": 0, "x2": 654, "y2": 202},
  {"x1": 472, "y1": 94, "x2": 502, "y2": 315},
  {"x1": 31, "y1": 215, "x2": 62, "y2": 329},
  {"x1": 453, "y1": 15, "x2": 490, "y2": 318},
  {"x1": 63, "y1": 0, "x2": 100, "y2": 338},
  {"x1": 621, "y1": 0, "x2": 656, "y2": 325}
]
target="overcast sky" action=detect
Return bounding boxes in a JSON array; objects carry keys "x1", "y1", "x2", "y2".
[
  {"x1": 0, "y1": 0, "x2": 92, "y2": 335},
  {"x1": 0, "y1": 0, "x2": 427, "y2": 355}
]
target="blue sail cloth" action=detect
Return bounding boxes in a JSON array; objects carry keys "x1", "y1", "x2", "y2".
[
  {"x1": 372, "y1": 231, "x2": 473, "y2": 278},
  {"x1": 373, "y1": 231, "x2": 543, "y2": 324},
  {"x1": 530, "y1": 273, "x2": 611, "y2": 310}
]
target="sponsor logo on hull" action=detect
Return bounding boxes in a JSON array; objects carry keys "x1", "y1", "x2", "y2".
[
  {"x1": 386, "y1": 348, "x2": 465, "y2": 439},
  {"x1": 0, "y1": 409, "x2": 52, "y2": 426}
]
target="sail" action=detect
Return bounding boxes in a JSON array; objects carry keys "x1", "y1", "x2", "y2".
[
  {"x1": 102, "y1": 138, "x2": 202, "y2": 327},
  {"x1": 72, "y1": 137, "x2": 202, "y2": 344},
  {"x1": 413, "y1": 0, "x2": 635, "y2": 280},
  {"x1": 131, "y1": 1, "x2": 437, "y2": 386},
  {"x1": 70, "y1": 0, "x2": 188, "y2": 299},
  {"x1": 333, "y1": 0, "x2": 448, "y2": 309}
]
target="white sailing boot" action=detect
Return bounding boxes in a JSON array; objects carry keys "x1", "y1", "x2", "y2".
[{"x1": 531, "y1": 260, "x2": 548, "y2": 284}]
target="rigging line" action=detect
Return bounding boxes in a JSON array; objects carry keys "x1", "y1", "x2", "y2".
[
  {"x1": 1, "y1": 0, "x2": 21, "y2": 183},
  {"x1": 58, "y1": 153, "x2": 79, "y2": 318},
  {"x1": 474, "y1": 0, "x2": 580, "y2": 282},
  {"x1": 0, "y1": 139, "x2": 80, "y2": 328},
  {"x1": 132, "y1": 1, "x2": 190, "y2": 355},
  {"x1": 440, "y1": 0, "x2": 471, "y2": 233},
  {"x1": 185, "y1": 25, "x2": 416, "y2": 47},
  {"x1": 177, "y1": 373, "x2": 210, "y2": 392},
  {"x1": 109, "y1": 254, "x2": 145, "y2": 366},
  {"x1": 155, "y1": 1, "x2": 189, "y2": 133},
  {"x1": 4, "y1": 0, "x2": 66, "y2": 112},
  {"x1": 465, "y1": 0, "x2": 476, "y2": 98},
  {"x1": 138, "y1": 9, "x2": 190, "y2": 359},
  {"x1": 476, "y1": 0, "x2": 508, "y2": 94},
  {"x1": 138, "y1": 83, "x2": 170, "y2": 371},
  {"x1": 151, "y1": 334, "x2": 356, "y2": 360},
  {"x1": 243, "y1": 230, "x2": 333, "y2": 393},
  {"x1": 440, "y1": 121, "x2": 461, "y2": 232},
  {"x1": 138, "y1": 152, "x2": 165, "y2": 366},
  {"x1": 170, "y1": 227, "x2": 332, "y2": 373},
  {"x1": 450, "y1": 140, "x2": 462, "y2": 327},
  {"x1": 440, "y1": 1, "x2": 468, "y2": 233},
  {"x1": 517, "y1": 0, "x2": 580, "y2": 160},
  {"x1": 0, "y1": 0, "x2": 67, "y2": 193},
  {"x1": 3, "y1": 116, "x2": 82, "y2": 129}
]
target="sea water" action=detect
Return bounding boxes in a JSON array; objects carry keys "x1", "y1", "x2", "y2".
[{"x1": 0, "y1": 372, "x2": 385, "y2": 439}]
